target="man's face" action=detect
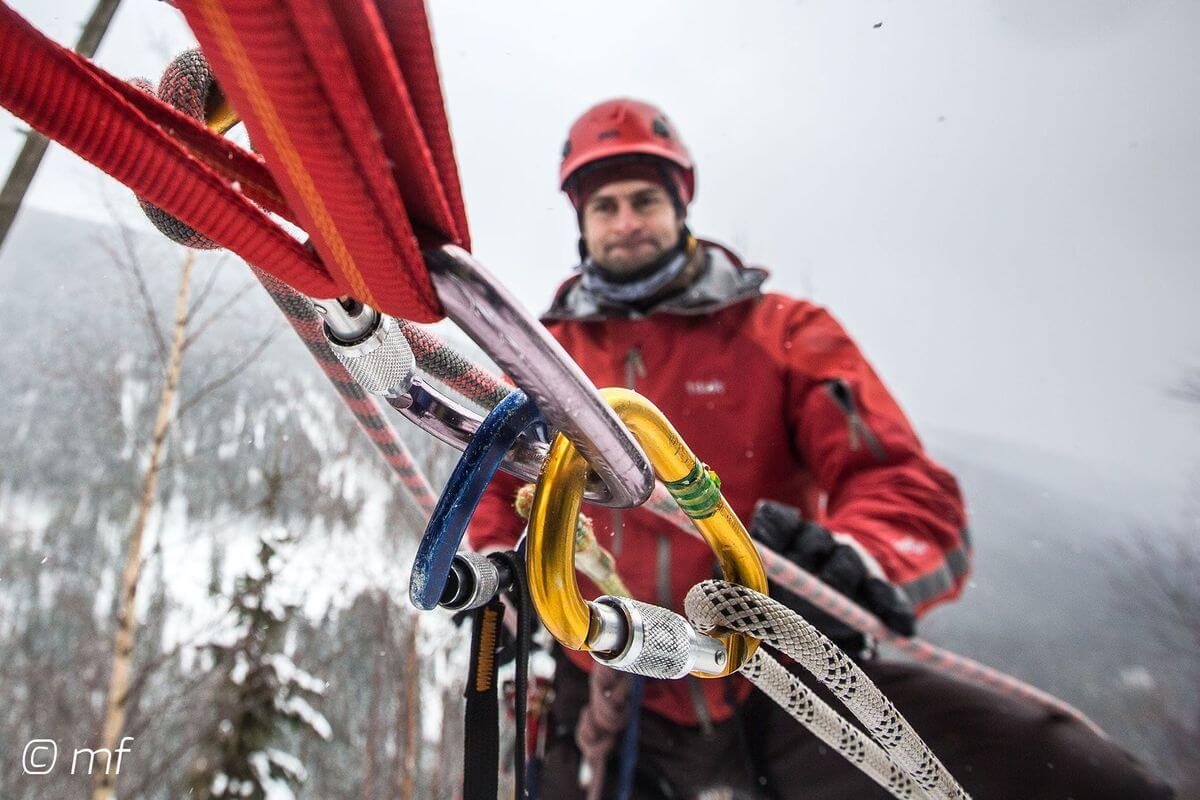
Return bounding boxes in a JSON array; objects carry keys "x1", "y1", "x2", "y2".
[{"x1": 580, "y1": 179, "x2": 684, "y2": 275}]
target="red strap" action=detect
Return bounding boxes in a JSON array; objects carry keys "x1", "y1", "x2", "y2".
[
  {"x1": 374, "y1": 0, "x2": 471, "y2": 250},
  {"x1": 91, "y1": 59, "x2": 295, "y2": 223},
  {"x1": 0, "y1": 2, "x2": 338, "y2": 298},
  {"x1": 2, "y1": 0, "x2": 472, "y2": 323},
  {"x1": 177, "y1": 0, "x2": 455, "y2": 322},
  {"x1": 331, "y1": 0, "x2": 467, "y2": 248}
]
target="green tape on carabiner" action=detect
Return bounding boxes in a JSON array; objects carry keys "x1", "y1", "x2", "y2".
[{"x1": 664, "y1": 462, "x2": 723, "y2": 520}]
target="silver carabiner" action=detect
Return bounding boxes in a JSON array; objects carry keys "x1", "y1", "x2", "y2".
[
  {"x1": 425, "y1": 244, "x2": 653, "y2": 509},
  {"x1": 314, "y1": 295, "x2": 639, "y2": 504}
]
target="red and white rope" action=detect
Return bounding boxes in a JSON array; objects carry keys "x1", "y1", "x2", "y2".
[{"x1": 642, "y1": 484, "x2": 1105, "y2": 737}]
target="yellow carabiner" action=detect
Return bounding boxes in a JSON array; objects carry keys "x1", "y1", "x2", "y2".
[
  {"x1": 206, "y1": 95, "x2": 240, "y2": 135},
  {"x1": 527, "y1": 387, "x2": 767, "y2": 678},
  {"x1": 200, "y1": 83, "x2": 240, "y2": 135}
]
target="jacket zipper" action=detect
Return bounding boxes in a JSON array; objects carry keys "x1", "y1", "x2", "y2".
[
  {"x1": 825, "y1": 378, "x2": 887, "y2": 461},
  {"x1": 624, "y1": 346, "x2": 646, "y2": 390}
]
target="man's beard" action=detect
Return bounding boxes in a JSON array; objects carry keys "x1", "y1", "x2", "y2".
[
  {"x1": 580, "y1": 231, "x2": 694, "y2": 303},
  {"x1": 595, "y1": 236, "x2": 672, "y2": 280}
]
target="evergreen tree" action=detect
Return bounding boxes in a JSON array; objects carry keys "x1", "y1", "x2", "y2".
[{"x1": 187, "y1": 530, "x2": 330, "y2": 800}]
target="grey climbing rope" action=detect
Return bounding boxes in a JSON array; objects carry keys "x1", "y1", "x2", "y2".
[
  {"x1": 395, "y1": 319, "x2": 511, "y2": 409},
  {"x1": 742, "y1": 649, "x2": 933, "y2": 800},
  {"x1": 686, "y1": 579, "x2": 971, "y2": 800}
]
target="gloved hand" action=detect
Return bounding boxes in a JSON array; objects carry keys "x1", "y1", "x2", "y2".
[{"x1": 748, "y1": 500, "x2": 916, "y2": 654}]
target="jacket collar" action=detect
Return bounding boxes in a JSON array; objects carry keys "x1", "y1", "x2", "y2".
[{"x1": 541, "y1": 239, "x2": 768, "y2": 322}]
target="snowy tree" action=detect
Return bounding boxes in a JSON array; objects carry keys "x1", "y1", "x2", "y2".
[{"x1": 186, "y1": 530, "x2": 331, "y2": 800}]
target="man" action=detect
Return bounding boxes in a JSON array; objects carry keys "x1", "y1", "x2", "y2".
[{"x1": 468, "y1": 98, "x2": 1171, "y2": 799}]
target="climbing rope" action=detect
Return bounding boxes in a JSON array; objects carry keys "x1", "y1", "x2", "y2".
[
  {"x1": 638, "y1": 482, "x2": 1106, "y2": 737},
  {"x1": 740, "y1": 650, "x2": 933, "y2": 800},
  {"x1": 395, "y1": 319, "x2": 511, "y2": 410},
  {"x1": 687, "y1": 580, "x2": 970, "y2": 800},
  {"x1": 533, "y1": 473, "x2": 949, "y2": 800},
  {"x1": 131, "y1": 49, "x2": 234, "y2": 250},
  {"x1": 250, "y1": 267, "x2": 440, "y2": 515}
]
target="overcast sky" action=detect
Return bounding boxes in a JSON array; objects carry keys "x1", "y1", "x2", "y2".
[{"x1": 3, "y1": 0, "x2": 1198, "y2": 514}]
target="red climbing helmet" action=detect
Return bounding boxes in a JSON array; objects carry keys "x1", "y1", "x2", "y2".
[{"x1": 559, "y1": 98, "x2": 696, "y2": 205}]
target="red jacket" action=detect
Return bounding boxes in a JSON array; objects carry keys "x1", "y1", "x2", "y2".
[{"x1": 467, "y1": 242, "x2": 970, "y2": 726}]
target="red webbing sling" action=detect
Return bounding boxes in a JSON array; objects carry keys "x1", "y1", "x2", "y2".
[
  {"x1": 175, "y1": 0, "x2": 468, "y2": 322},
  {"x1": 97, "y1": 64, "x2": 293, "y2": 222},
  {"x1": 373, "y1": 0, "x2": 470, "y2": 251},
  {"x1": 0, "y1": 2, "x2": 337, "y2": 298},
  {"x1": 1, "y1": 0, "x2": 470, "y2": 323}
]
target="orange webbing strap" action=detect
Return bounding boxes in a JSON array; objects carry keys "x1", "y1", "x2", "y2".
[
  {"x1": 176, "y1": 0, "x2": 467, "y2": 322},
  {"x1": 0, "y1": 2, "x2": 338, "y2": 297}
]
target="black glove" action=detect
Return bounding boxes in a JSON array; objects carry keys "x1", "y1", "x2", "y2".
[{"x1": 749, "y1": 500, "x2": 916, "y2": 655}]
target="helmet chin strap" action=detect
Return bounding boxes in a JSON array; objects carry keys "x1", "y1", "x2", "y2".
[{"x1": 580, "y1": 230, "x2": 697, "y2": 304}]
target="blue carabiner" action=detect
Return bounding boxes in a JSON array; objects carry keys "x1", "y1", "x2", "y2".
[{"x1": 410, "y1": 389, "x2": 545, "y2": 610}]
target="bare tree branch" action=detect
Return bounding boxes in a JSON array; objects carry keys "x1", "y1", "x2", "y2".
[
  {"x1": 182, "y1": 277, "x2": 258, "y2": 352},
  {"x1": 124, "y1": 661, "x2": 220, "y2": 743},
  {"x1": 176, "y1": 326, "x2": 281, "y2": 418},
  {"x1": 121, "y1": 606, "x2": 235, "y2": 728},
  {"x1": 94, "y1": 206, "x2": 168, "y2": 367},
  {"x1": 184, "y1": 253, "x2": 226, "y2": 325},
  {"x1": 157, "y1": 436, "x2": 230, "y2": 473}
]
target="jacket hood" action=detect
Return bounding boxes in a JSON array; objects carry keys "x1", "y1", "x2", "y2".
[{"x1": 541, "y1": 239, "x2": 769, "y2": 322}]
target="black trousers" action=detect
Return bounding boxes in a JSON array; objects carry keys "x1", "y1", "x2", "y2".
[{"x1": 539, "y1": 652, "x2": 1175, "y2": 800}]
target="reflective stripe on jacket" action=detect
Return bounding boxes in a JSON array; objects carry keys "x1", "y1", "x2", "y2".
[{"x1": 466, "y1": 241, "x2": 970, "y2": 726}]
